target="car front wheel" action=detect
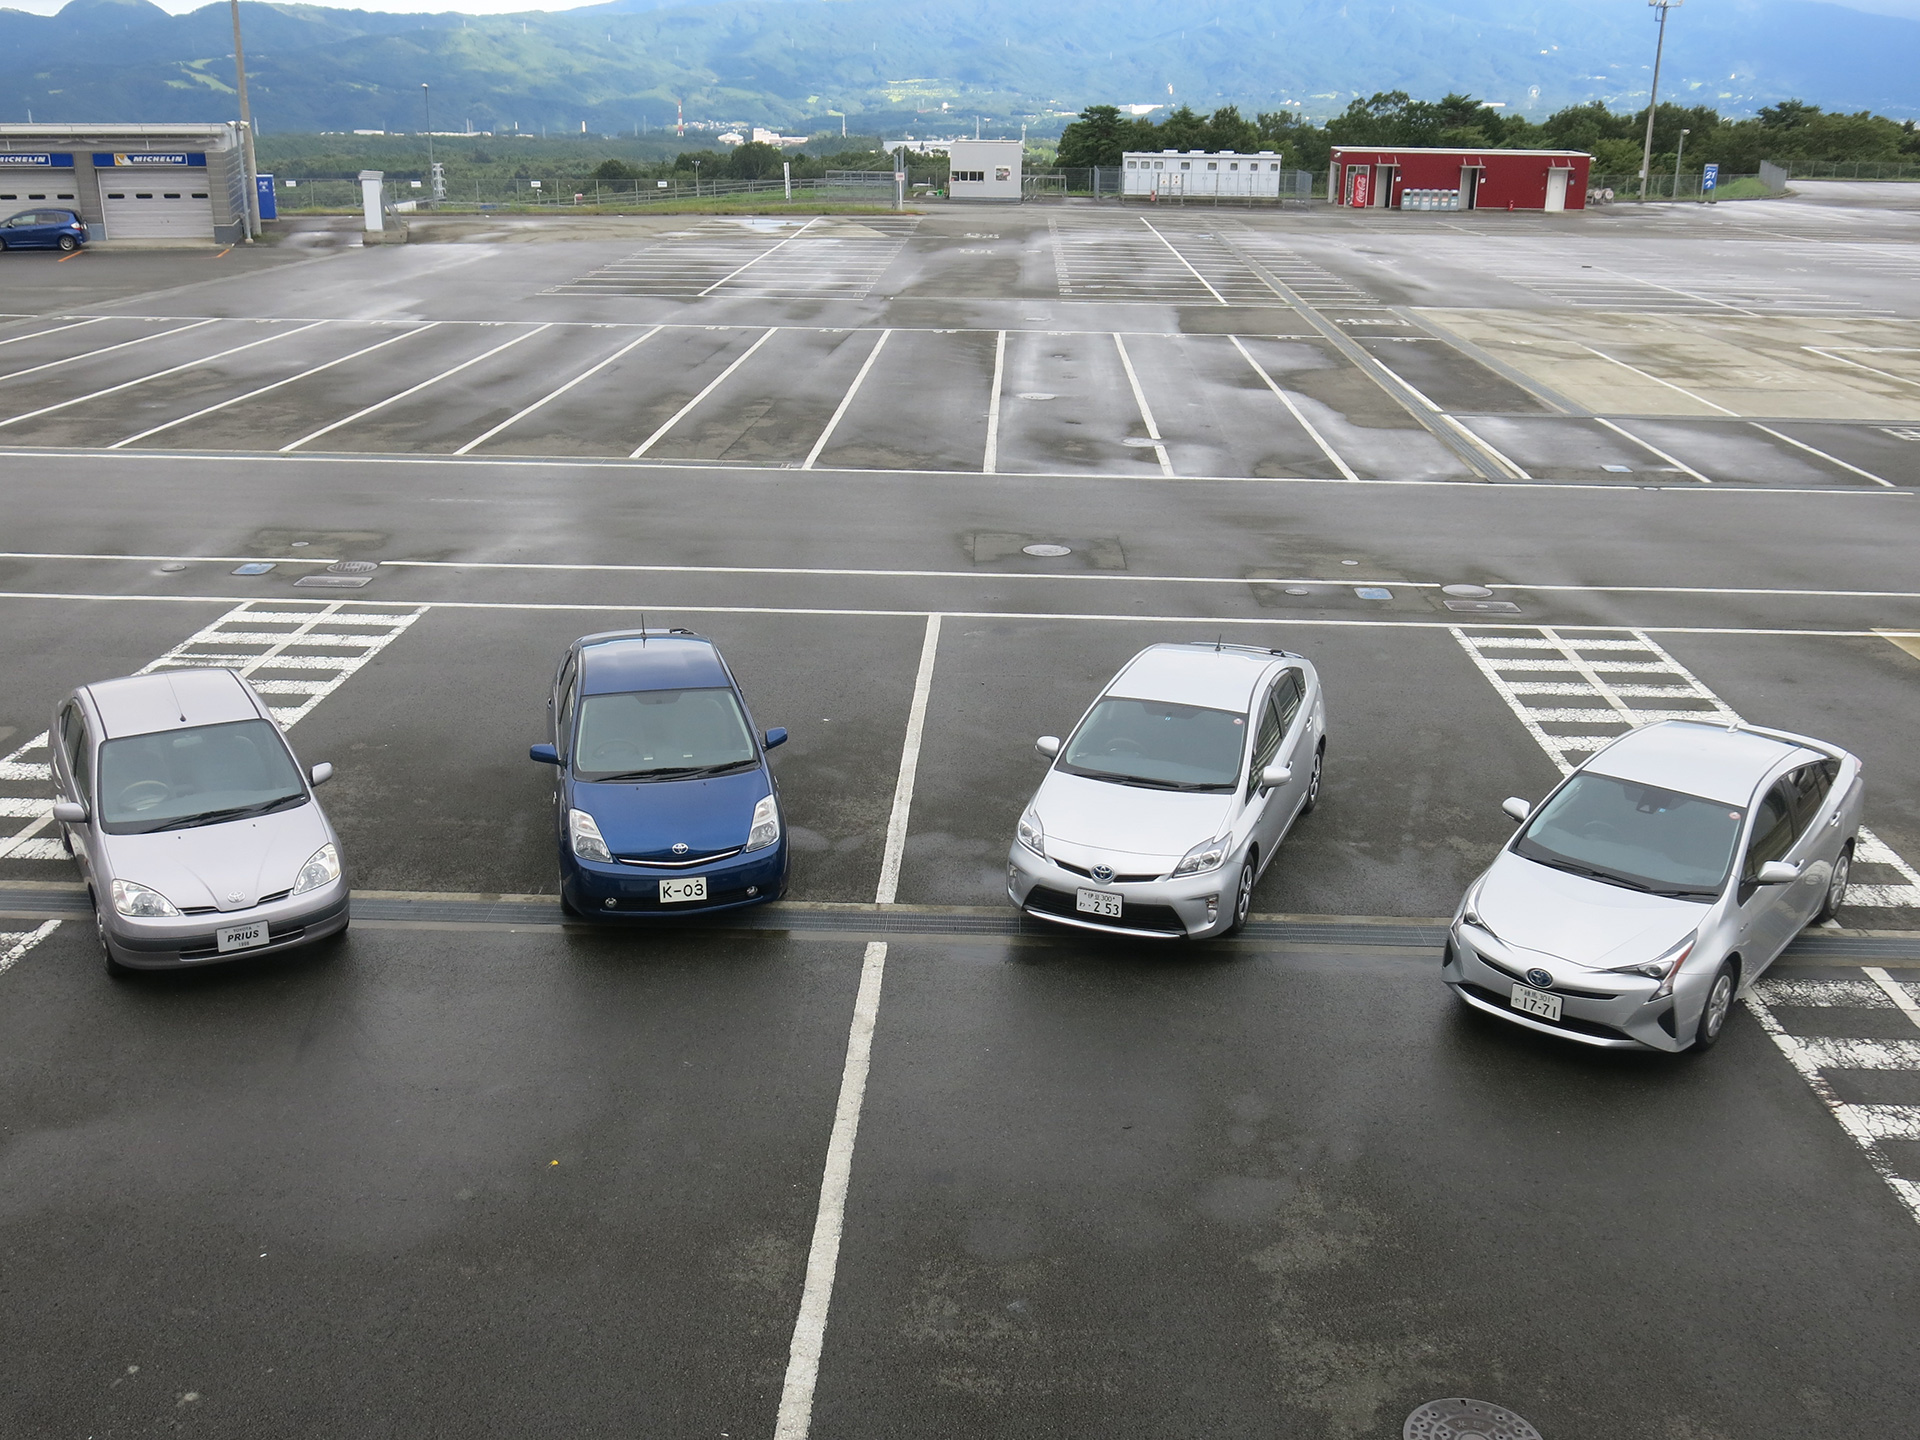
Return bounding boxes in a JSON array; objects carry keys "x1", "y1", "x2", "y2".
[
  {"x1": 1691, "y1": 960, "x2": 1739, "y2": 1051},
  {"x1": 93, "y1": 900, "x2": 134, "y2": 978},
  {"x1": 1223, "y1": 860, "x2": 1254, "y2": 936},
  {"x1": 1813, "y1": 842, "x2": 1852, "y2": 925},
  {"x1": 1300, "y1": 745, "x2": 1324, "y2": 815}
]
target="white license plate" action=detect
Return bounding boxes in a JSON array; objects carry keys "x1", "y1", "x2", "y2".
[
  {"x1": 659, "y1": 876, "x2": 708, "y2": 905},
  {"x1": 216, "y1": 922, "x2": 268, "y2": 954},
  {"x1": 1510, "y1": 983, "x2": 1562, "y2": 1023},
  {"x1": 1076, "y1": 888, "x2": 1123, "y2": 918}
]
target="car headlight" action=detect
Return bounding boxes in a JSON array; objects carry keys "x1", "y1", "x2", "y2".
[
  {"x1": 568, "y1": 808, "x2": 612, "y2": 862},
  {"x1": 291, "y1": 843, "x2": 340, "y2": 896},
  {"x1": 1457, "y1": 879, "x2": 1490, "y2": 934},
  {"x1": 1606, "y1": 933, "x2": 1696, "y2": 999},
  {"x1": 1171, "y1": 833, "x2": 1232, "y2": 877},
  {"x1": 1016, "y1": 808, "x2": 1045, "y2": 858},
  {"x1": 109, "y1": 878, "x2": 179, "y2": 918},
  {"x1": 744, "y1": 794, "x2": 781, "y2": 852}
]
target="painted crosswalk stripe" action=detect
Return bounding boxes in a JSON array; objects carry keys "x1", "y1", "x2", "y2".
[
  {"x1": 0, "y1": 600, "x2": 422, "y2": 867},
  {"x1": 0, "y1": 921, "x2": 61, "y2": 974},
  {"x1": 1453, "y1": 626, "x2": 1920, "y2": 914}
]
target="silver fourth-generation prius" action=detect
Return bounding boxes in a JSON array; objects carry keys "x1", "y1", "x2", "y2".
[
  {"x1": 1008, "y1": 641, "x2": 1326, "y2": 939},
  {"x1": 1445, "y1": 718, "x2": 1863, "y2": 1054}
]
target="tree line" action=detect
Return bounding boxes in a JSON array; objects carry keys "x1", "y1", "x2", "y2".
[{"x1": 1056, "y1": 95, "x2": 1920, "y2": 174}]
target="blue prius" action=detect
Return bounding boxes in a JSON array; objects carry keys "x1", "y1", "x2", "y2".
[{"x1": 530, "y1": 629, "x2": 788, "y2": 918}]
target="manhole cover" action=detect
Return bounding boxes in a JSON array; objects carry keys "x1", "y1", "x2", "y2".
[
  {"x1": 1284, "y1": 587, "x2": 1311, "y2": 596},
  {"x1": 231, "y1": 562, "x2": 275, "y2": 576},
  {"x1": 1022, "y1": 543, "x2": 1072, "y2": 558},
  {"x1": 1404, "y1": 1397, "x2": 1541, "y2": 1440},
  {"x1": 1444, "y1": 599, "x2": 1522, "y2": 614},
  {"x1": 1121, "y1": 437, "x2": 1160, "y2": 447},
  {"x1": 328, "y1": 560, "x2": 379, "y2": 574},
  {"x1": 1354, "y1": 586, "x2": 1393, "y2": 600},
  {"x1": 158, "y1": 562, "x2": 188, "y2": 573},
  {"x1": 1441, "y1": 583, "x2": 1493, "y2": 599},
  {"x1": 295, "y1": 574, "x2": 372, "y2": 590}
]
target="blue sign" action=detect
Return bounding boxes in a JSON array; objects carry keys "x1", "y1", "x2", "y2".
[
  {"x1": 0, "y1": 153, "x2": 74, "y2": 168},
  {"x1": 1701, "y1": 163, "x2": 1719, "y2": 192},
  {"x1": 256, "y1": 172, "x2": 277, "y2": 220},
  {"x1": 92, "y1": 152, "x2": 208, "y2": 168}
]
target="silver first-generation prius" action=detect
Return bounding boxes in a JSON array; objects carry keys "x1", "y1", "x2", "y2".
[
  {"x1": 49, "y1": 667, "x2": 348, "y2": 974},
  {"x1": 1445, "y1": 718, "x2": 1863, "y2": 1054},
  {"x1": 1007, "y1": 641, "x2": 1326, "y2": 938}
]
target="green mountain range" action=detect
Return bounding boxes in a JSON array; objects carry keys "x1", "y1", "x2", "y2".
[{"x1": 3, "y1": 0, "x2": 1916, "y2": 134}]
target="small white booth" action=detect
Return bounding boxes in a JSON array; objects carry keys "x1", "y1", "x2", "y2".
[
  {"x1": 1123, "y1": 150, "x2": 1287, "y2": 198},
  {"x1": 947, "y1": 139, "x2": 1022, "y2": 200}
]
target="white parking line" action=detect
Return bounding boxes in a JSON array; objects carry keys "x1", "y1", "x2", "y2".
[
  {"x1": 1229, "y1": 335, "x2": 1360, "y2": 481},
  {"x1": 0, "y1": 317, "x2": 216, "y2": 384},
  {"x1": 1748, "y1": 423, "x2": 1895, "y2": 488},
  {"x1": 1805, "y1": 347, "x2": 1920, "y2": 391},
  {"x1": 1581, "y1": 346, "x2": 1739, "y2": 416},
  {"x1": 802, "y1": 330, "x2": 891, "y2": 471},
  {"x1": 112, "y1": 324, "x2": 440, "y2": 450},
  {"x1": 982, "y1": 329, "x2": 1006, "y2": 475},
  {"x1": 629, "y1": 327, "x2": 779, "y2": 459},
  {"x1": 697, "y1": 216, "x2": 820, "y2": 297},
  {"x1": 453, "y1": 325, "x2": 662, "y2": 456},
  {"x1": 0, "y1": 921, "x2": 60, "y2": 975},
  {"x1": 1594, "y1": 417, "x2": 1714, "y2": 483},
  {"x1": 1112, "y1": 333, "x2": 1173, "y2": 477},
  {"x1": 776, "y1": 613, "x2": 941, "y2": 1440},
  {"x1": 0, "y1": 316, "x2": 109, "y2": 350},
  {"x1": 281, "y1": 326, "x2": 550, "y2": 452},
  {"x1": 1137, "y1": 218, "x2": 1228, "y2": 306}
]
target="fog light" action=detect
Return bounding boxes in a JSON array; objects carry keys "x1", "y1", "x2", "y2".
[
  {"x1": 603, "y1": 897, "x2": 616, "y2": 908},
  {"x1": 746, "y1": 886, "x2": 758, "y2": 896}
]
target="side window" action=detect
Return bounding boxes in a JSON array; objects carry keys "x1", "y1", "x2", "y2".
[
  {"x1": 1786, "y1": 760, "x2": 1838, "y2": 833},
  {"x1": 1248, "y1": 689, "x2": 1286, "y2": 783},
  {"x1": 1743, "y1": 781, "x2": 1796, "y2": 880},
  {"x1": 1271, "y1": 670, "x2": 1304, "y2": 733},
  {"x1": 58, "y1": 703, "x2": 91, "y2": 802}
]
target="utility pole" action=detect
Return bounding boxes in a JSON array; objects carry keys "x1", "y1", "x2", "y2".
[
  {"x1": 1637, "y1": 0, "x2": 1682, "y2": 202},
  {"x1": 1673, "y1": 127, "x2": 1689, "y2": 200},
  {"x1": 228, "y1": 0, "x2": 260, "y2": 240},
  {"x1": 421, "y1": 84, "x2": 434, "y2": 207}
]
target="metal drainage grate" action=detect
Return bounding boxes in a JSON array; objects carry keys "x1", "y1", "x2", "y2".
[
  {"x1": 1441, "y1": 584, "x2": 1494, "y2": 599},
  {"x1": 1404, "y1": 1398, "x2": 1542, "y2": 1440},
  {"x1": 1444, "y1": 599, "x2": 1522, "y2": 614},
  {"x1": 328, "y1": 560, "x2": 379, "y2": 574},
  {"x1": 1022, "y1": 543, "x2": 1072, "y2": 558}
]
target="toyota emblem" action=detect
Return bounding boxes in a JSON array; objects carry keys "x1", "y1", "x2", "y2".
[
  {"x1": 1091, "y1": 864, "x2": 1114, "y2": 884},
  {"x1": 672, "y1": 842, "x2": 689, "y2": 855},
  {"x1": 226, "y1": 890, "x2": 242, "y2": 905},
  {"x1": 1525, "y1": 968, "x2": 1554, "y2": 989}
]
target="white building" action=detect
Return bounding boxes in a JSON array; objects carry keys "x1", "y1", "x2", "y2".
[
  {"x1": 1123, "y1": 150, "x2": 1287, "y2": 198},
  {"x1": 947, "y1": 138, "x2": 1022, "y2": 200}
]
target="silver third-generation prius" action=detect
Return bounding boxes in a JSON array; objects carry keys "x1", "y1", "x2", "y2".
[
  {"x1": 50, "y1": 667, "x2": 348, "y2": 974},
  {"x1": 1445, "y1": 718, "x2": 1863, "y2": 1053},
  {"x1": 1008, "y1": 641, "x2": 1326, "y2": 938}
]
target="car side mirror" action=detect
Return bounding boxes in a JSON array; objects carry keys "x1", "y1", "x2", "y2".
[
  {"x1": 51, "y1": 799, "x2": 87, "y2": 824},
  {"x1": 1502, "y1": 797, "x2": 1531, "y2": 823},
  {"x1": 1035, "y1": 735, "x2": 1061, "y2": 759},
  {"x1": 309, "y1": 762, "x2": 333, "y2": 787},
  {"x1": 1755, "y1": 860, "x2": 1800, "y2": 885},
  {"x1": 529, "y1": 743, "x2": 560, "y2": 765},
  {"x1": 1260, "y1": 763, "x2": 1292, "y2": 791},
  {"x1": 764, "y1": 727, "x2": 788, "y2": 750}
]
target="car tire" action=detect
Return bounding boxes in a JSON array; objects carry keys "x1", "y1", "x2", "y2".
[
  {"x1": 1223, "y1": 860, "x2": 1254, "y2": 936},
  {"x1": 94, "y1": 901, "x2": 134, "y2": 978},
  {"x1": 559, "y1": 890, "x2": 582, "y2": 918},
  {"x1": 1691, "y1": 959, "x2": 1739, "y2": 1051},
  {"x1": 57, "y1": 235, "x2": 77, "y2": 252},
  {"x1": 1299, "y1": 745, "x2": 1324, "y2": 815},
  {"x1": 1813, "y1": 842, "x2": 1852, "y2": 925}
]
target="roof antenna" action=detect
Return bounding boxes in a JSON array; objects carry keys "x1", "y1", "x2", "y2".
[
  {"x1": 641, "y1": 612, "x2": 647, "y2": 644},
  {"x1": 1215, "y1": 634, "x2": 1223, "y2": 652}
]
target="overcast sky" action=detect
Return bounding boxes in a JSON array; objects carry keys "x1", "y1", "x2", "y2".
[{"x1": 7, "y1": 0, "x2": 1919, "y2": 18}]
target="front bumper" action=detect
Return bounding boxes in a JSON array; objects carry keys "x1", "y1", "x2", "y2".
[
  {"x1": 1442, "y1": 922, "x2": 1685, "y2": 1052},
  {"x1": 1006, "y1": 842, "x2": 1232, "y2": 939},
  {"x1": 101, "y1": 882, "x2": 349, "y2": 969},
  {"x1": 562, "y1": 843, "x2": 788, "y2": 919}
]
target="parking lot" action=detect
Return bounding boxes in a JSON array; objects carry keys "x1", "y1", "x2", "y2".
[{"x1": 2, "y1": 189, "x2": 1920, "y2": 1438}]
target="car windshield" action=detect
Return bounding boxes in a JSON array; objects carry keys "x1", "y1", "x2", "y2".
[
  {"x1": 1058, "y1": 697, "x2": 1245, "y2": 792},
  {"x1": 1515, "y1": 773, "x2": 1742, "y2": 898},
  {"x1": 97, "y1": 718, "x2": 308, "y2": 836},
  {"x1": 574, "y1": 687, "x2": 758, "y2": 781}
]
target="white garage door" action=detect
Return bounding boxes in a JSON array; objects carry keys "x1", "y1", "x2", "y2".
[
  {"x1": 0, "y1": 170, "x2": 80, "y2": 206},
  {"x1": 98, "y1": 170, "x2": 214, "y2": 239}
]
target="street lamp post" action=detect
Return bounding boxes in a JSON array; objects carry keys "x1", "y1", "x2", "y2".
[
  {"x1": 1673, "y1": 127, "x2": 1690, "y2": 201},
  {"x1": 1637, "y1": 0, "x2": 1682, "y2": 202},
  {"x1": 692, "y1": 159, "x2": 701, "y2": 197},
  {"x1": 228, "y1": 0, "x2": 260, "y2": 240},
  {"x1": 422, "y1": 84, "x2": 433, "y2": 199}
]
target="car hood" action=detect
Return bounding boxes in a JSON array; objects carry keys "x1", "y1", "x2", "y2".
[
  {"x1": 1031, "y1": 770, "x2": 1235, "y2": 865},
  {"x1": 1473, "y1": 850, "x2": 1708, "y2": 972},
  {"x1": 573, "y1": 768, "x2": 769, "y2": 859},
  {"x1": 101, "y1": 803, "x2": 332, "y2": 913}
]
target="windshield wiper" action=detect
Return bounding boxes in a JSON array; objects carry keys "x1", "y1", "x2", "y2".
[
  {"x1": 1528, "y1": 852, "x2": 1670, "y2": 895},
  {"x1": 160, "y1": 795, "x2": 306, "y2": 831},
  {"x1": 592, "y1": 760, "x2": 754, "y2": 783}
]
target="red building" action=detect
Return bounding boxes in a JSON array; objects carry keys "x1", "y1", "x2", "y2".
[{"x1": 1329, "y1": 146, "x2": 1593, "y2": 212}]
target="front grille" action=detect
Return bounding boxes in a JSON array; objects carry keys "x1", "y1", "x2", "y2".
[
  {"x1": 1024, "y1": 886, "x2": 1186, "y2": 936},
  {"x1": 1475, "y1": 950, "x2": 1621, "y2": 1001},
  {"x1": 1461, "y1": 982, "x2": 1627, "y2": 1042},
  {"x1": 1053, "y1": 858, "x2": 1164, "y2": 884},
  {"x1": 616, "y1": 847, "x2": 744, "y2": 869},
  {"x1": 258, "y1": 888, "x2": 292, "y2": 904}
]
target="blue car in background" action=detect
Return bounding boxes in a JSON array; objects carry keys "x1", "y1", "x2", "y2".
[
  {"x1": 2, "y1": 207, "x2": 88, "y2": 252},
  {"x1": 530, "y1": 629, "x2": 788, "y2": 918}
]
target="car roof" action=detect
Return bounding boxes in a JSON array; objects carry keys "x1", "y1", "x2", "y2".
[
  {"x1": 1583, "y1": 720, "x2": 1818, "y2": 805},
  {"x1": 1105, "y1": 642, "x2": 1280, "y2": 712},
  {"x1": 83, "y1": 667, "x2": 258, "y2": 739},
  {"x1": 578, "y1": 634, "x2": 731, "y2": 695}
]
